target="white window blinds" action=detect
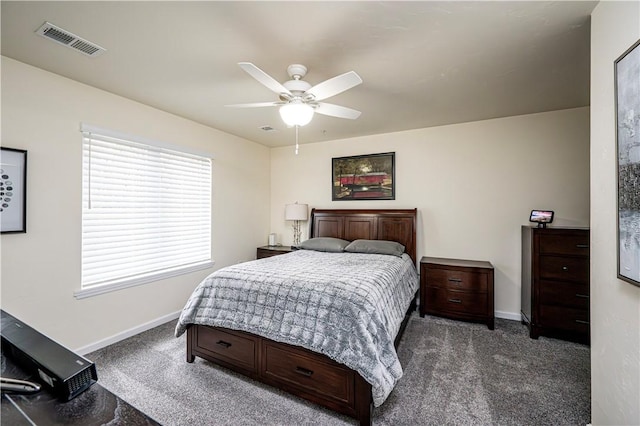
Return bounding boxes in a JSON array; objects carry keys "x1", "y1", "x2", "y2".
[{"x1": 79, "y1": 126, "x2": 212, "y2": 298}]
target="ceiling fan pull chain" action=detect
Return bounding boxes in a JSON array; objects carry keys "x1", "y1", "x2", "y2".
[{"x1": 295, "y1": 125, "x2": 299, "y2": 155}]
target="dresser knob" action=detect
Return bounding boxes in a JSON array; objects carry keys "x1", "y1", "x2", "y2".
[{"x1": 562, "y1": 266, "x2": 569, "y2": 271}]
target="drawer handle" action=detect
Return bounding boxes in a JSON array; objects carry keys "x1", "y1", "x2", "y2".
[
  {"x1": 562, "y1": 266, "x2": 569, "y2": 271},
  {"x1": 294, "y1": 366, "x2": 314, "y2": 377},
  {"x1": 576, "y1": 244, "x2": 589, "y2": 248},
  {"x1": 575, "y1": 293, "x2": 589, "y2": 299},
  {"x1": 216, "y1": 340, "x2": 232, "y2": 349},
  {"x1": 575, "y1": 319, "x2": 589, "y2": 325},
  {"x1": 448, "y1": 278, "x2": 462, "y2": 283},
  {"x1": 448, "y1": 299, "x2": 462, "y2": 304}
]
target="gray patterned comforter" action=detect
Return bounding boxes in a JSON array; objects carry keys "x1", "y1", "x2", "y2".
[{"x1": 175, "y1": 249, "x2": 419, "y2": 406}]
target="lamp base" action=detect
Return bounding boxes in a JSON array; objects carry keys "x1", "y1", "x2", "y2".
[{"x1": 292, "y1": 220, "x2": 302, "y2": 246}]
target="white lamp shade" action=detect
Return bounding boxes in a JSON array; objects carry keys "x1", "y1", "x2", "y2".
[
  {"x1": 279, "y1": 102, "x2": 314, "y2": 127},
  {"x1": 285, "y1": 203, "x2": 308, "y2": 221}
]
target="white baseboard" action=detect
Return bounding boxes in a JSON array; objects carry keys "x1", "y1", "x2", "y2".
[
  {"x1": 75, "y1": 310, "x2": 181, "y2": 355},
  {"x1": 75, "y1": 309, "x2": 522, "y2": 355},
  {"x1": 495, "y1": 310, "x2": 522, "y2": 321}
]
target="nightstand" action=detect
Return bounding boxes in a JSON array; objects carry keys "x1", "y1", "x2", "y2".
[
  {"x1": 420, "y1": 256, "x2": 495, "y2": 330},
  {"x1": 256, "y1": 245, "x2": 294, "y2": 259}
]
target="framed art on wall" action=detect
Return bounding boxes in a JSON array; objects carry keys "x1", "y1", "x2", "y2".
[
  {"x1": 615, "y1": 38, "x2": 640, "y2": 287},
  {"x1": 332, "y1": 152, "x2": 395, "y2": 201},
  {"x1": 0, "y1": 147, "x2": 27, "y2": 234}
]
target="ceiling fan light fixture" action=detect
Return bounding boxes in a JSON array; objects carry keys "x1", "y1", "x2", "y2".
[{"x1": 279, "y1": 102, "x2": 314, "y2": 127}]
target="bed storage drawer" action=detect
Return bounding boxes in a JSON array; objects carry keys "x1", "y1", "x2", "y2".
[
  {"x1": 262, "y1": 340, "x2": 354, "y2": 405},
  {"x1": 195, "y1": 326, "x2": 257, "y2": 373}
]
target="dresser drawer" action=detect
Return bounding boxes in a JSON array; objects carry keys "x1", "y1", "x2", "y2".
[
  {"x1": 539, "y1": 233, "x2": 589, "y2": 256},
  {"x1": 424, "y1": 287, "x2": 488, "y2": 316},
  {"x1": 539, "y1": 256, "x2": 589, "y2": 283},
  {"x1": 538, "y1": 305, "x2": 589, "y2": 333},
  {"x1": 262, "y1": 341, "x2": 354, "y2": 404},
  {"x1": 196, "y1": 327, "x2": 257, "y2": 372},
  {"x1": 425, "y1": 268, "x2": 488, "y2": 292},
  {"x1": 538, "y1": 280, "x2": 589, "y2": 309}
]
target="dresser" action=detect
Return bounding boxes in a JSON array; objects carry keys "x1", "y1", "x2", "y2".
[
  {"x1": 420, "y1": 257, "x2": 495, "y2": 329},
  {"x1": 521, "y1": 226, "x2": 590, "y2": 344},
  {"x1": 256, "y1": 245, "x2": 294, "y2": 259}
]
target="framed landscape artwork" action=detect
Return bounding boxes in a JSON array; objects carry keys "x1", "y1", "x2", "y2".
[
  {"x1": 332, "y1": 152, "x2": 395, "y2": 201},
  {"x1": 0, "y1": 147, "x2": 27, "y2": 234},
  {"x1": 615, "y1": 38, "x2": 640, "y2": 287}
]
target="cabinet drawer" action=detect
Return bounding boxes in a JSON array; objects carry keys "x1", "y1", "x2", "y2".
[
  {"x1": 257, "y1": 248, "x2": 287, "y2": 259},
  {"x1": 262, "y1": 341, "x2": 354, "y2": 404},
  {"x1": 539, "y1": 233, "x2": 589, "y2": 256},
  {"x1": 538, "y1": 305, "x2": 589, "y2": 333},
  {"x1": 196, "y1": 327, "x2": 257, "y2": 372},
  {"x1": 538, "y1": 280, "x2": 589, "y2": 309},
  {"x1": 539, "y1": 256, "x2": 589, "y2": 283},
  {"x1": 425, "y1": 268, "x2": 488, "y2": 292},
  {"x1": 424, "y1": 287, "x2": 488, "y2": 315}
]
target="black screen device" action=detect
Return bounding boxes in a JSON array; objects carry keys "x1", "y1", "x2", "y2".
[
  {"x1": 529, "y1": 210, "x2": 554, "y2": 228},
  {"x1": 0, "y1": 310, "x2": 97, "y2": 401}
]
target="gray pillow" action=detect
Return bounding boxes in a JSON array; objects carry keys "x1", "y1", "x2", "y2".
[
  {"x1": 298, "y1": 237, "x2": 350, "y2": 253},
  {"x1": 344, "y1": 239, "x2": 405, "y2": 257}
]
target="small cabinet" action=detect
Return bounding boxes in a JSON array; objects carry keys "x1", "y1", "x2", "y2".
[
  {"x1": 420, "y1": 257, "x2": 495, "y2": 329},
  {"x1": 521, "y1": 226, "x2": 590, "y2": 344},
  {"x1": 257, "y1": 245, "x2": 294, "y2": 259}
]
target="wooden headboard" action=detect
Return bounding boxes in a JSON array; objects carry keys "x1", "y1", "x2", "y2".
[{"x1": 309, "y1": 208, "x2": 418, "y2": 264}]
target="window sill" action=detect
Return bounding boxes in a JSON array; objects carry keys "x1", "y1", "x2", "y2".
[{"x1": 74, "y1": 261, "x2": 214, "y2": 299}]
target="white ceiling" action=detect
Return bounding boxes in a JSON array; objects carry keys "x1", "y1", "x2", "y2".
[{"x1": 1, "y1": 1, "x2": 596, "y2": 148}]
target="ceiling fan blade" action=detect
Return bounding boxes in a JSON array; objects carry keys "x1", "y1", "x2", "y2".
[
  {"x1": 238, "y1": 62, "x2": 292, "y2": 96},
  {"x1": 314, "y1": 103, "x2": 361, "y2": 120},
  {"x1": 305, "y1": 71, "x2": 362, "y2": 101},
  {"x1": 225, "y1": 101, "x2": 283, "y2": 108}
]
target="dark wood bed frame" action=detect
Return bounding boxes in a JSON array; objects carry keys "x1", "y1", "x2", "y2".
[{"x1": 185, "y1": 208, "x2": 418, "y2": 426}]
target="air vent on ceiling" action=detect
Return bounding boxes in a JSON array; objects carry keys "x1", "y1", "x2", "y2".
[
  {"x1": 259, "y1": 126, "x2": 277, "y2": 132},
  {"x1": 35, "y1": 22, "x2": 106, "y2": 57}
]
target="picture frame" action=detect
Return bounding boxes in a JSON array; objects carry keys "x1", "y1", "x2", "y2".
[
  {"x1": 615, "y1": 38, "x2": 640, "y2": 287},
  {"x1": 0, "y1": 147, "x2": 27, "y2": 234},
  {"x1": 332, "y1": 152, "x2": 395, "y2": 201}
]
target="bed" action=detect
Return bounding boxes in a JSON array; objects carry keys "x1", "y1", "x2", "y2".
[{"x1": 175, "y1": 208, "x2": 418, "y2": 425}]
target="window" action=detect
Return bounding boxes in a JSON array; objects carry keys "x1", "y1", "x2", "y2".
[{"x1": 76, "y1": 124, "x2": 212, "y2": 299}]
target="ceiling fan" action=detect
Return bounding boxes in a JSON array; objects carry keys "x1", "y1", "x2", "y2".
[{"x1": 226, "y1": 62, "x2": 363, "y2": 127}]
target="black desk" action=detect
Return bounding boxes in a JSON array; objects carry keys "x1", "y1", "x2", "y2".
[{"x1": 1, "y1": 352, "x2": 160, "y2": 425}]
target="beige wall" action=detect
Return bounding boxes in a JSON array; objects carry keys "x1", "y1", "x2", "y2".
[
  {"x1": 0, "y1": 57, "x2": 271, "y2": 351},
  {"x1": 591, "y1": 2, "x2": 640, "y2": 424},
  {"x1": 0, "y1": 52, "x2": 594, "y2": 366},
  {"x1": 271, "y1": 107, "x2": 590, "y2": 318}
]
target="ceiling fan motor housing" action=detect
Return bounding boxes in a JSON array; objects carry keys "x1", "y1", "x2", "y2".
[{"x1": 283, "y1": 79, "x2": 312, "y2": 95}]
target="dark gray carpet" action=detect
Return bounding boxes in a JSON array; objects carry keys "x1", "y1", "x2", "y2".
[{"x1": 87, "y1": 314, "x2": 590, "y2": 425}]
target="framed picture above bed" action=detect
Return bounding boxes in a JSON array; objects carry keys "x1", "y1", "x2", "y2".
[
  {"x1": 615, "y1": 38, "x2": 640, "y2": 287},
  {"x1": 332, "y1": 152, "x2": 395, "y2": 201},
  {"x1": 0, "y1": 147, "x2": 27, "y2": 234}
]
